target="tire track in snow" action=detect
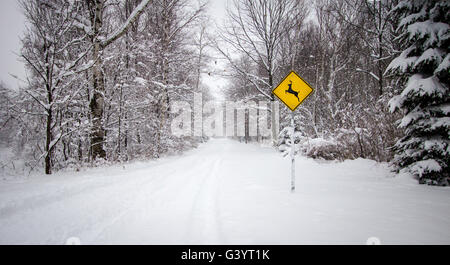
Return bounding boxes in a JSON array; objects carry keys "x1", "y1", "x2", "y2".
[
  {"x1": 0, "y1": 152, "x2": 213, "y2": 244},
  {"x1": 185, "y1": 155, "x2": 224, "y2": 244},
  {"x1": 0, "y1": 159, "x2": 183, "y2": 220},
  {"x1": 82, "y1": 152, "x2": 224, "y2": 244},
  {"x1": 75, "y1": 154, "x2": 218, "y2": 244}
]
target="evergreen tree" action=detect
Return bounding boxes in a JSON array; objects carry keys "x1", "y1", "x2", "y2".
[{"x1": 387, "y1": 0, "x2": 449, "y2": 185}]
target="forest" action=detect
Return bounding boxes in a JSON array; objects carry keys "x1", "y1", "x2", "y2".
[{"x1": 0, "y1": 0, "x2": 448, "y2": 186}]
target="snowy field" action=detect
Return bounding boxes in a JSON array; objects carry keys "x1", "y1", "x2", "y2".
[{"x1": 0, "y1": 139, "x2": 449, "y2": 245}]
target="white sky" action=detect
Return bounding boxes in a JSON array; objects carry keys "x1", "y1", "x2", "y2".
[
  {"x1": 201, "y1": 0, "x2": 230, "y2": 100},
  {"x1": 0, "y1": 0, "x2": 26, "y2": 90},
  {"x1": 0, "y1": 0, "x2": 228, "y2": 95}
]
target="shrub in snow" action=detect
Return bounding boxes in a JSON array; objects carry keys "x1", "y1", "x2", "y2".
[
  {"x1": 304, "y1": 137, "x2": 342, "y2": 161},
  {"x1": 278, "y1": 126, "x2": 344, "y2": 161},
  {"x1": 278, "y1": 126, "x2": 303, "y2": 157},
  {"x1": 387, "y1": 1, "x2": 449, "y2": 186}
]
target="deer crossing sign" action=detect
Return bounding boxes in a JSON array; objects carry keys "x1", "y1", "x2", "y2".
[{"x1": 272, "y1": 71, "x2": 314, "y2": 111}]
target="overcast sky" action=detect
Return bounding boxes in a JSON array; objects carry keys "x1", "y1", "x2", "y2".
[{"x1": 0, "y1": 0, "x2": 26, "y2": 90}]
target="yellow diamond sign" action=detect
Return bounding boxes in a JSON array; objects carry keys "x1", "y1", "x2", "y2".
[{"x1": 272, "y1": 71, "x2": 314, "y2": 111}]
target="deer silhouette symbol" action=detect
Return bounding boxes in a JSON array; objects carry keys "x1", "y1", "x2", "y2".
[{"x1": 285, "y1": 80, "x2": 300, "y2": 101}]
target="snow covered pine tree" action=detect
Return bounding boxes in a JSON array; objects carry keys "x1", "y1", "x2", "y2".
[{"x1": 387, "y1": 1, "x2": 449, "y2": 186}]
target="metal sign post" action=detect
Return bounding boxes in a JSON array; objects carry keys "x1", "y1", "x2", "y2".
[
  {"x1": 272, "y1": 71, "x2": 314, "y2": 192},
  {"x1": 290, "y1": 111, "x2": 295, "y2": 192}
]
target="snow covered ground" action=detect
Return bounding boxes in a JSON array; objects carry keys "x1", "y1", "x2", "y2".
[{"x1": 0, "y1": 139, "x2": 449, "y2": 245}]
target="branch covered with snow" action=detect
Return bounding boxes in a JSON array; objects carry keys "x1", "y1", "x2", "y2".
[{"x1": 101, "y1": 0, "x2": 151, "y2": 48}]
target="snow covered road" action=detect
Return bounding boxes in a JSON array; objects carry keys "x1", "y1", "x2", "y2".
[{"x1": 1, "y1": 139, "x2": 449, "y2": 244}]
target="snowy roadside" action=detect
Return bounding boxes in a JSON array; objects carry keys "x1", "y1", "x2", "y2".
[{"x1": 0, "y1": 139, "x2": 449, "y2": 245}]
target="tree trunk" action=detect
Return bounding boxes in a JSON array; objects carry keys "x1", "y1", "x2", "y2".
[
  {"x1": 157, "y1": 3, "x2": 171, "y2": 155},
  {"x1": 377, "y1": 0, "x2": 383, "y2": 97},
  {"x1": 90, "y1": 44, "x2": 107, "y2": 160},
  {"x1": 45, "y1": 106, "x2": 53, "y2": 175},
  {"x1": 378, "y1": 32, "x2": 384, "y2": 97},
  {"x1": 269, "y1": 73, "x2": 278, "y2": 146},
  {"x1": 44, "y1": 41, "x2": 53, "y2": 175},
  {"x1": 89, "y1": 0, "x2": 107, "y2": 160}
]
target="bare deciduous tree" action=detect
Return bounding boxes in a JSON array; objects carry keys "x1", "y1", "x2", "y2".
[{"x1": 216, "y1": 0, "x2": 309, "y2": 146}]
